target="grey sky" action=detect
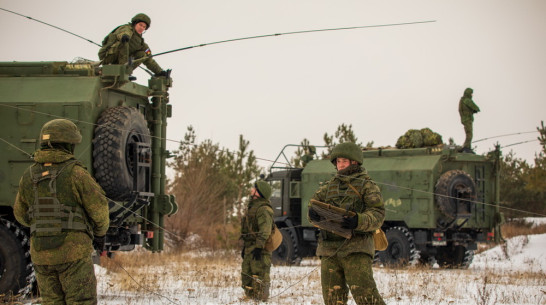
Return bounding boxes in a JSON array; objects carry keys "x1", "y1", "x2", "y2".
[{"x1": 2, "y1": 0, "x2": 545, "y2": 170}]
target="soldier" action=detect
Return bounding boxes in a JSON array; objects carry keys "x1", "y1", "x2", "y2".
[
  {"x1": 240, "y1": 181, "x2": 274, "y2": 301},
  {"x1": 13, "y1": 119, "x2": 109, "y2": 305},
  {"x1": 98, "y1": 13, "x2": 168, "y2": 76},
  {"x1": 459, "y1": 87, "x2": 480, "y2": 153},
  {"x1": 308, "y1": 142, "x2": 386, "y2": 305}
]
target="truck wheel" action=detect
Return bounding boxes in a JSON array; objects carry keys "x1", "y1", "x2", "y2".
[
  {"x1": 436, "y1": 245, "x2": 474, "y2": 269},
  {"x1": 377, "y1": 226, "x2": 420, "y2": 267},
  {"x1": 93, "y1": 106, "x2": 150, "y2": 200},
  {"x1": 0, "y1": 219, "x2": 34, "y2": 297},
  {"x1": 272, "y1": 228, "x2": 299, "y2": 265},
  {"x1": 435, "y1": 170, "x2": 476, "y2": 222}
]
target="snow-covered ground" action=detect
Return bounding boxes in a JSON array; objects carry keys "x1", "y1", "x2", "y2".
[{"x1": 87, "y1": 233, "x2": 546, "y2": 305}]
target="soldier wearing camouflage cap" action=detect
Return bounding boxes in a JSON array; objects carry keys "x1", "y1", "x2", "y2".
[
  {"x1": 308, "y1": 142, "x2": 386, "y2": 305},
  {"x1": 459, "y1": 87, "x2": 480, "y2": 153},
  {"x1": 240, "y1": 180, "x2": 274, "y2": 301},
  {"x1": 14, "y1": 119, "x2": 109, "y2": 304},
  {"x1": 98, "y1": 13, "x2": 169, "y2": 76}
]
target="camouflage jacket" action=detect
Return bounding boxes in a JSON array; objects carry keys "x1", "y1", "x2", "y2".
[
  {"x1": 459, "y1": 96, "x2": 480, "y2": 123},
  {"x1": 241, "y1": 197, "x2": 273, "y2": 252},
  {"x1": 311, "y1": 168, "x2": 385, "y2": 258},
  {"x1": 13, "y1": 149, "x2": 109, "y2": 265},
  {"x1": 98, "y1": 23, "x2": 163, "y2": 74}
]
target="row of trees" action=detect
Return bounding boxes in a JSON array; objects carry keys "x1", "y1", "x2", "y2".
[
  {"x1": 500, "y1": 121, "x2": 546, "y2": 218},
  {"x1": 165, "y1": 126, "x2": 261, "y2": 249},
  {"x1": 165, "y1": 122, "x2": 546, "y2": 250}
]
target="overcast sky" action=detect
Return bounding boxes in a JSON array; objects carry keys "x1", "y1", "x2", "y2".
[{"x1": 2, "y1": 0, "x2": 545, "y2": 171}]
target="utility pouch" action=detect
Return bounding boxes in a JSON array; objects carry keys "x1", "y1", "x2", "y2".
[
  {"x1": 264, "y1": 224, "x2": 283, "y2": 252},
  {"x1": 34, "y1": 233, "x2": 67, "y2": 251},
  {"x1": 373, "y1": 228, "x2": 388, "y2": 251}
]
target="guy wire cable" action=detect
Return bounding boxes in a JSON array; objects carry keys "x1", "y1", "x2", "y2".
[
  {"x1": 2, "y1": 102, "x2": 544, "y2": 218},
  {"x1": 473, "y1": 131, "x2": 538, "y2": 143},
  {"x1": 2, "y1": 105, "x2": 544, "y2": 218},
  {"x1": 2, "y1": 103, "x2": 545, "y2": 219},
  {"x1": 0, "y1": 103, "x2": 291, "y2": 166}
]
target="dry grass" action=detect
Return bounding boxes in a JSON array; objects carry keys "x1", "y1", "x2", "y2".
[
  {"x1": 502, "y1": 221, "x2": 546, "y2": 239},
  {"x1": 93, "y1": 247, "x2": 546, "y2": 305}
]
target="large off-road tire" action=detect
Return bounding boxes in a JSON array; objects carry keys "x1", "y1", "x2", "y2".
[
  {"x1": 377, "y1": 226, "x2": 420, "y2": 267},
  {"x1": 272, "y1": 228, "x2": 299, "y2": 266},
  {"x1": 436, "y1": 244, "x2": 474, "y2": 269},
  {"x1": 435, "y1": 170, "x2": 476, "y2": 221},
  {"x1": 0, "y1": 219, "x2": 34, "y2": 298},
  {"x1": 93, "y1": 106, "x2": 151, "y2": 200}
]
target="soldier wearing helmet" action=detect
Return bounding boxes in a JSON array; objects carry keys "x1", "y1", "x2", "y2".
[
  {"x1": 14, "y1": 119, "x2": 109, "y2": 304},
  {"x1": 240, "y1": 180, "x2": 274, "y2": 301},
  {"x1": 458, "y1": 87, "x2": 480, "y2": 153},
  {"x1": 308, "y1": 142, "x2": 386, "y2": 305},
  {"x1": 98, "y1": 13, "x2": 169, "y2": 76}
]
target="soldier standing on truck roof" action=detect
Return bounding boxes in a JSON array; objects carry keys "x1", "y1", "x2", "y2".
[
  {"x1": 459, "y1": 87, "x2": 480, "y2": 153},
  {"x1": 13, "y1": 119, "x2": 109, "y2": 305},
  {"x1": 308, "y1": 142, "x2": 386, "y2": 305},
  {"x1": 98, "y1": 13, "x2": 168, "y2": 76},
  {"x1": 240, "y1": 181, "x2": 274, "y2": 301}
]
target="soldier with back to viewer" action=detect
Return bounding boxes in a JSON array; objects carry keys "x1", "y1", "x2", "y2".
[{"x1": 13, "y1": 119, "x2": 109, "y2": 304}]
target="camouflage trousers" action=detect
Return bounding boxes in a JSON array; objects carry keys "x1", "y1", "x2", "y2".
[
  {"x1": 462, "y1": 120, "x2": 473, "y2": 149},
  {"x1": 241, "y1": 250, "x2": 271, "y2": 301},
  {"x1": 320, "y1": 252, "x2": 385, "y2": 305},
  {"x1": 100, "y1": 41, "x2": 130, "y2": 66},
  {"x1": 34, "y1": 255, "x2": 97, "y2": 305}
]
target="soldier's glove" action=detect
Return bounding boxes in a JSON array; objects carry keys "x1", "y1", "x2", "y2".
[
  {"x1": 93, "y1": 235, "x2": 106, "y2": 251},
  {"x1": 121, "y1": 34, "x2": 130, "y2": 43},
  {"x1": 308, "y1": 208, "x2": 321, "y2": 222},
  {"x1": 251, "y1": 247, "x2": 263, "y2": 260},
  {"x1": 341, "y1": 215, "x2": 358, "y2": 229},
  {"x1": 155, "y1": 70, "x2": 168, "y2": 77}
]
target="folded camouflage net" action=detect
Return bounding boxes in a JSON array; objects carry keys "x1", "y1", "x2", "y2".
[{"x1": 395, "y1": 127, "x2": 443, "y2": 149}]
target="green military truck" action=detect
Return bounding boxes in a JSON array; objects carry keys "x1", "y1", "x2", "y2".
[
  {"x1": 268, "y1": 144, "x2": 503, "y2": 268},
  {"x1": 0, "y1": 61, "x2": 178, "y2": 296}
]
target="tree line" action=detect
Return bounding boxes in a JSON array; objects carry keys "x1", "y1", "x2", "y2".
[{"x1": 165, "y1": 122, "x2": 546, "y2": 250}]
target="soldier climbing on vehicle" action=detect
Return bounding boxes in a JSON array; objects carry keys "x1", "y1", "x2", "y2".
[{"x1": 98, "y1": 13, "x2": 169, "y2": 76}]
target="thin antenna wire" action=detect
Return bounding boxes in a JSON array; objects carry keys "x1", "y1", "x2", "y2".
[
  {"x1": 149, "y1": 20, "x2": 437, "y2": 59},
  {"x1": 0, "y1": 7, "x2": 102, "y2": 47}
]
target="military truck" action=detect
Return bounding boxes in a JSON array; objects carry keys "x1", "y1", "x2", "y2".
[
  {"x1": 268, "y1": 144, "x2": 503, "y2": 268},
  {"x1": 0, "y1": 61, "x2": 178, "y2": 296}
]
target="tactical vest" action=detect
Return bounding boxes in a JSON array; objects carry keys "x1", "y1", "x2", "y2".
[
  {"x1": 242, "y1": 200, "x2": 273, "y2": 242},
  {"x1": 28, "y1": 160, "x2": 90, "y2": 238},
  {"x1": 322, "y1": 175, "x2": 368, "y2": 241}
]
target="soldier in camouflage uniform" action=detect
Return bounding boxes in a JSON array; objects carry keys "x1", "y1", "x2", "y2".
[
  {"x1": 13, "y1": 119, "x2": 109, "y2": 305},
  {"x1": 459, "y1": 87, "x2": 480, "y2": 153},
  {"x1": 98, "y1": 13, "x2": 167, "y2": 76},
  {"x1": 240, "y1": 181, "x2": 274, "y2": 301},
  {"x1": 308, "y1": 142, "x2": 386, "y2": 305}
]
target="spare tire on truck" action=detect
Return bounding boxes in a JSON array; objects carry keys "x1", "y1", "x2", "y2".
[
  {"x1": 92, "y1": 106, "x2": 151, "y2": 200},
  {"x1": 434, "y1": 170, "x2": 476, "y2": 222}
]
